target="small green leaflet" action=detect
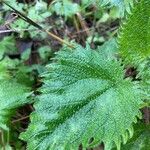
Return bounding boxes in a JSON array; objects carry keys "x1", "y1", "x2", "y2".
[{"x1": 21, "y1": 44, "x2": 143, "y2": 150}]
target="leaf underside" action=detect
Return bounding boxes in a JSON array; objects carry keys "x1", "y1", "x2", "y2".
[{"x1": 21, "y1": 44, "x2": 143, "y2": 150}]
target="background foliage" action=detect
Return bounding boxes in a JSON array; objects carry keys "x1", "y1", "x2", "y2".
[{"x1": 0, "y1": 0, "x2": 150, "y2": 150}]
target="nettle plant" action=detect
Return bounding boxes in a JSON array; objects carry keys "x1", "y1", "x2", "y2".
[{"x1": 0, "y1": 0, "x2": 150, "y2": 150}]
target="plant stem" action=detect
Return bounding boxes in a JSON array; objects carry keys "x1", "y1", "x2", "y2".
[{"x1": 45, "y1": 29, "x2": 74, "y2": 48}]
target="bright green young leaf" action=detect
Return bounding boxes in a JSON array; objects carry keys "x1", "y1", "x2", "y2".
[
  {"x1": 21, "y1": 44, "x2": 143, "y2": 150},
  {"x1": 119, "y1": 0, "x2": 150, "y2": 65}
]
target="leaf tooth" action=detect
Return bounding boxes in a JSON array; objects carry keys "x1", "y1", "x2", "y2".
[
  {"x1": 133, "y1": 116, "x2": 138, "y2": 123},
  {"x1": 128, "y1": 126, "x2": 134, "y2": 138},
  {"x1": 114, "y1": 138, "x2": 121, "y2": 150},
  {"x1": 104, "y1": 141, "x2": 112, "y2": 150},
  {"x1": 137, "y1": 111, "x2": 142, "y2": 119},
  {"x1": 121, "y1": 131, "x2": 128, "y2": 144}
]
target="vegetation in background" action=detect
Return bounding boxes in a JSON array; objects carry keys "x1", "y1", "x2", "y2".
[{"x1": 0, "y1": 0, "x2": 150, "y2": 150}]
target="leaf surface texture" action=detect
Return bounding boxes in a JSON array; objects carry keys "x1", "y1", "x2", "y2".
[
  {"x1": 21, "y1": 45, "x2": 143, "y2": 150},
  {"x1": 119, "y1": 0, "x2": 150, "y2": 65}
]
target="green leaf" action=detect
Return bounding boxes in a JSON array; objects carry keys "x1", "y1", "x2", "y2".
[
  {"x1": 119, "y1": 0, "x2": 150, "y2": 65},
  {"x1": 0, "y1": 79, "x2": 30, "y2": 148},
  {"x1": 0, "y1": 80, "x2": 31, "y2": 128},
  {"x1": 38, "y1": 46, "x2": 52, "y2": 60},
  {"x1": 0, "y1": 36, "x2": 17, "y2": 60},
  {"x1": 119, "y1": 123, "x2": 150, "y2": 150},
  {"x1": 0, "y1": 57, "x2": 32, "y2": 141},
  {"x1": 0, "y1": 57, "x2": 19, "y2": 79},
  {"x1": 51, "y1": 0, "x2": 80, "y2": 18},
  {"x1": 3, "y1": 0, "x2": 24, "y2": 11},
  {"x1": 35, "y1": 0, "x2": 48, "y2": 13},
  {"x1": 21, "y1": 44, "x2": 143, "y2": 150},
  {"x1": 21, "y1": 48, "x2": 31, "y2": 61},
  {"x1": 81, "y1": 0, "x2": 134, "y2": 16},
  {"x1": 136, "y1": 60, "x2": 150, "y2": 102},
  {"x1": 28, "y1": 5, "x2": 51, "y2": 22}
]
